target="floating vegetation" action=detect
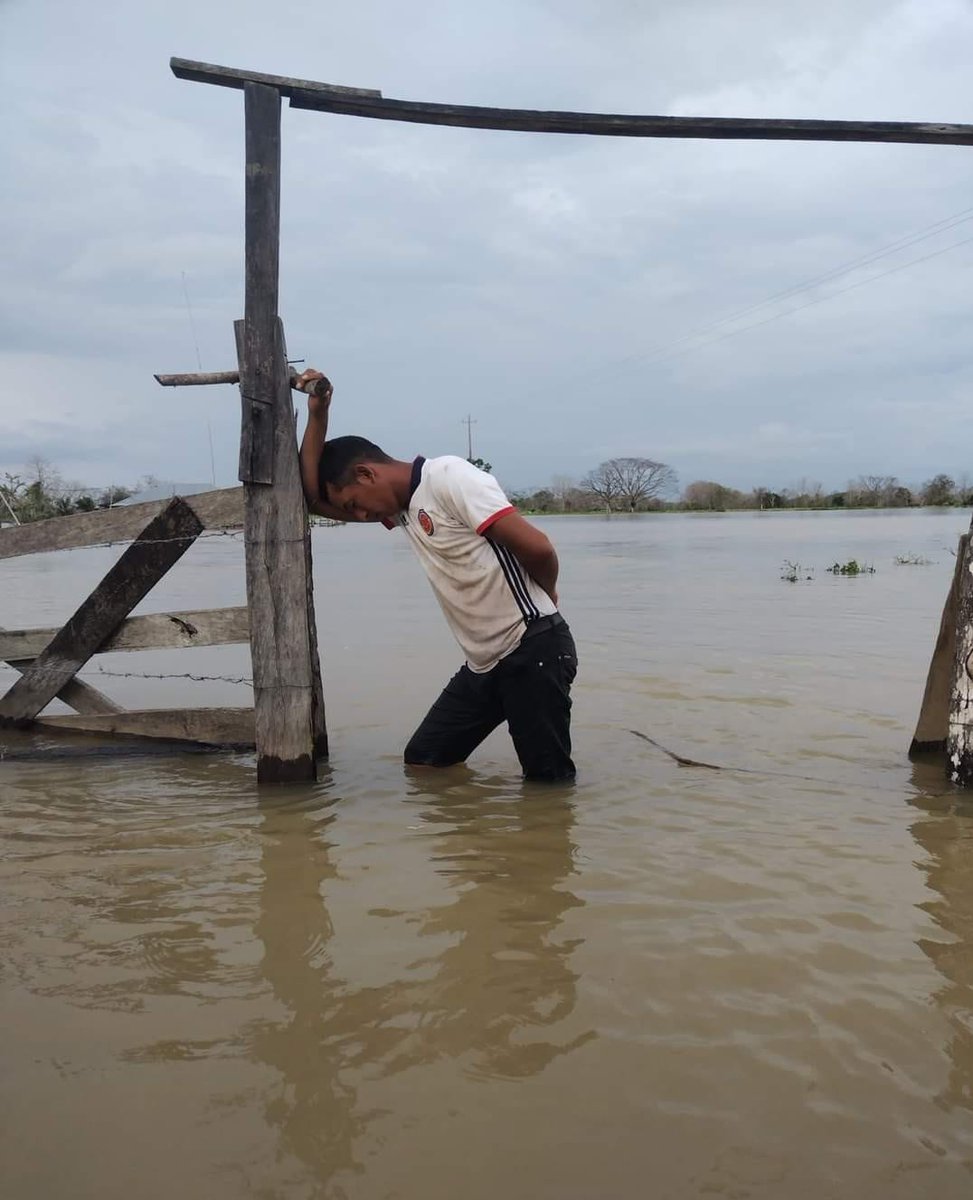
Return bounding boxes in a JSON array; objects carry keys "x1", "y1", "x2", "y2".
[
  {"x1": 781, "y1": 560, "x2": 814, "y2": 583},
  {"x1": 826, "y1": 559, "x2": 876, "y2": 576},
  {"x1": 894, "y1": 552, "x2": 933, "y2": 566}
]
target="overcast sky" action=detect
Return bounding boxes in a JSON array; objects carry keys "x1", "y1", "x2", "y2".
[{"x1": 2, "y1": 0, "x2": 972, "y2": 496}]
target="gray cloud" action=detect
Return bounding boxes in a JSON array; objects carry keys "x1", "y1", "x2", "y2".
[{"x1": 2, "y1": 0, "x2": 973, "y2": 496}]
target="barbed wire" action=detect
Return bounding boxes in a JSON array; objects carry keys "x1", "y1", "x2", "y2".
[
  {"x1": 39, "y1": 529, "x2": 247, "y2": 554},
  {"x1": 0, "y1": 664, "x2": 253, "y2": 684},
  {"x1": 2, "y1": 526, "x2": 346, "y2": 555},
  {"x1": 84, "y1": 667, "x2": 253, "y2": 684}
]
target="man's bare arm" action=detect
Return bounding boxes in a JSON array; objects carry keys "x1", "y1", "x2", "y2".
[
  {"x1": 295, "y1": 370, "x2": 347, "y2": 521},
  {"x1": 488, "y1": 512, "x2": 559, "y2": 606}
]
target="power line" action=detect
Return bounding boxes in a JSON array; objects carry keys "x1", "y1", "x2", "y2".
[
  {"x1": 643, "y1": 229, "x2": 973, "y2": 367},
  {"x1": 634, "y1": 202, "x2": 973, "y2": 367},
  {"x1": 516, "y1": 201, "x2": 973, "y2": 401}
]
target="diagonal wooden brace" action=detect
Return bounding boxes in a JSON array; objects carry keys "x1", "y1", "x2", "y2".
[
  {"x1": 1, "y1": 623, "x2": 120, "y2": 716},
  {"x1": 0, "y1": 497, "x2": 204, "y2": 726}
]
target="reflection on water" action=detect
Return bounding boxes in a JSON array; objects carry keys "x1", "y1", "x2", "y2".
[
  {"x1": 249, "y1": 773, "x2": 590, "y2": 1191},
  {"x1": 909, "y1": 761, "x2": 973, "y2": 1117},
  {"x1": 3, "y1": 510, "x2": 973, "y2": 1197}
]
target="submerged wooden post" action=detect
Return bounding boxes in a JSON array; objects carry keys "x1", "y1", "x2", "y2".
[
  {"x1": 947, "y1": 531, "x2": 973, "y2": 785},
  {"x1": 238, "y1": 81, "x2": 325, "y2": 782}
]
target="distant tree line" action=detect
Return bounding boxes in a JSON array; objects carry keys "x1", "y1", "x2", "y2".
[
  {"x1": 4, "y1": 455, "x2": 970, "y2": 527},
  {"x1": 510, "y1": 464, "x2": 973, "y2": 514},
  {"x1": 0, "y1": 456, "x2": 138, "y2": 524}
]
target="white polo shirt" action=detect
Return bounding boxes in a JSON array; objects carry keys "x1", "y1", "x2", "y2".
[{"x1": 387, "y1": 456, "x2": 557, "y2": 672}]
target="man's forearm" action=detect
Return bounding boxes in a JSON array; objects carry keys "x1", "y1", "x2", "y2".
[
  {"x1": 300, "y1": 409, "x2": 329, "y2": 511},
  {"x1": 521, "y1": 548, "x2": 559, "y2": 604}
]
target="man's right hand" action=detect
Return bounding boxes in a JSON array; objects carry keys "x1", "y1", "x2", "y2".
[{"x1": 294, "y1": 369, "x2": 333, "y2": 417}]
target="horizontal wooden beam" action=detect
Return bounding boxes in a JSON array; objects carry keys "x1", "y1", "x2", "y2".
[
  {"x1": 288, "y1": 94, "x2": 973, "y2": 147},
  {"x1": 0, "y1": 486, "x2": 243, "y2": 561},
  {"x1": 35, "y1": 706, "x2": 255, "y2": 747},
  {"x1": 155, "y1": 370, "x2": 241, "y2": 387},
  {"x1": 0, "y1": 606, "x2": 250, "y2": 660},
  {"x1": 155, "y1": 369, "x2": 329, "y2": 396},
  {"x1": 170, "y1": 59, "x2": 973, "y2": 147},
  {"x1": 170, "y1": 57, "x2": 381, "y2": 99}
]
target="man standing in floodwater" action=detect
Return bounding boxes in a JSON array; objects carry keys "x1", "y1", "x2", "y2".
[{"x1": 295, "y1": 369, "x2": 578, "y2": 782}]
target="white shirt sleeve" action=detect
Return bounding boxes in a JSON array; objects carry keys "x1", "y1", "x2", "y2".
[{"x1": 436, "y1": 457, "x2": 517, "y2": 535}]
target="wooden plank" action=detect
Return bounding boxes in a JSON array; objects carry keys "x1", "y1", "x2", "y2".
[
  {"x1": 947, "y1": 531, "x2": 973, "y2": 785},
  {"x1": 240, "y1": 314, "x2": 323, "y2": 781},
  {"x1": 155, "y1": 369, "x2": 330, "y2": 393},
  {"x1": 170, "y1": 59, "x2": 973, "y2": 146},
  {"x1": 239, "y1": 80, "x2": 322, "y2": 782},
  {"x1": 170, "y1": 57, "x2": 381, "y2": 99},
  {"x1": 0, "y1": 740, "x2": 236, "y2": 763},
  {"x1": 288, "y1": 92, "x2": 973, "y2": 146},
  {"x1": 35, "y1": 707, "x2": 255, "y2": 747},
  {"x1": 156, "y1": 370, "x2": 241, "y2": 387},
  {"x1": 236, "y1": 320, "x2": 274, "y2": 487},
  {"x1": 0, "y1": 606, "x2": 249, "y2": 660},
  {"x1": 0, "y1": 498, "x2": 203, "y2": 725},
  {"x1": 236, "y1": 81, "x2": 280, "y2": 485},
  {"x1": 910, "y1": 534, "x2": 968, "y2": 756},
  {"x1": 0, "y1": 486, "x2": 243, "y2": 561}
]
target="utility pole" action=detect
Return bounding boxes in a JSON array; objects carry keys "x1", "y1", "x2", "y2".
[{"x1": 462, "y1": 414, "x2": 477, "y2": 460}]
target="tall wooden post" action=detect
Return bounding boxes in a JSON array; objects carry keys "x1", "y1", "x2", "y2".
[
  {"x1": 947, "y1": 531, "x2": 973, "y2": 785},
  {"x1": 238, "y1": 81, "x2": 326, "y2": 782}
]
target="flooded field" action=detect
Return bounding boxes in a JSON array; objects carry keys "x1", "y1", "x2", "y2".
[{"x1": 2, "y1": 509, "x2": 973, "y2": 1198}]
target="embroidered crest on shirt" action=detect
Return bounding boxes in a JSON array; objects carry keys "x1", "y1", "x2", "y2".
[{"x1": 417, "y1": 509, "x2": 435, "y2": 536}]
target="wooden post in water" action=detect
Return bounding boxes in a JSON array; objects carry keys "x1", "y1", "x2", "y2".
[
  {"x1": 237, "y1": 80, "x2": 326, "y2": 782},
  {"x1": 909, "y1": 532, "x2": 968, "y2": 757},
  {"x1": 947, "y1": 530, "x2": 973, "y2": 785}
]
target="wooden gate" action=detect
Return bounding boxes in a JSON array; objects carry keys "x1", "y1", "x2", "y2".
[{"x1": 0, "y1": 488, "x2": 263, "y2": 749}]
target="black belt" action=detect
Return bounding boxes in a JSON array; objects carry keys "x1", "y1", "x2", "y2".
[{"x1": 522, "y1": 613, "x2": 565, "y2": 640}]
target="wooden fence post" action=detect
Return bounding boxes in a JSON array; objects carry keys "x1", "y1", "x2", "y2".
[
  {"x1": 910, "y1": 532, "x2": 969, "y2": 757},
  {"x1": 947, "y1": 531, "x2": 973, "y2": 784},
  {"x1": 238, "y1": 81, "x2": 325, "y2": 782}
]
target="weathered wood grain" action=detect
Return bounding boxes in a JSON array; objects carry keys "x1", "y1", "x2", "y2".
[
  {"x1": 170, "y1": 59, "x2": 973, "y2": 146},
  {"x1": 910, "y1": 534, "x2": 968, "y2": 757},
  {"x1": 36, "y1": 707, "x2": 255, "y2": 747},
  {"x1": 155, "y1": 370, "x2": 241, "y2": 387},
  {"x1": 0, "y1": 606, "x2": 249, "y2": 660},
  {"x1": 170, "y1": 57, "x2": 381, "y2": 99},
  {"x1": 305, "y1": 517, "x2": 328, "y2": 758},
  {"x1": 947, "y1": 530, "x2": 973, "y2": 785},
  {"x1": 0, "y1": 487, "x2": 243, "y2": 561},
  {"x1": 239, "y1": 314, "x2": 323, "y2": 781},
  {"x1": 236, "y1": 320, "x2": 274, "y2": 488},
  {"x1": 290, "y1": 93, "x2": 973, "y2": 146},
  {"x1": 238, "y1": 80, "x2": 323, "y2": 781},
  {"x1": 155, "y1": 370, "x2": 329, "y2": 395},
  {"x1": 0, "y1": 498, "x2": 203, "y2": 724}
]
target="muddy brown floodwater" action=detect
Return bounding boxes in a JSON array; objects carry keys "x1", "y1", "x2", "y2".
[{"x1": 2, "y1": 509, "x2": 973, "y2": 1198}]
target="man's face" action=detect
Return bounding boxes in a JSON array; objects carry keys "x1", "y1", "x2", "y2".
[{"x1": 327, "y1": 465, "x2": 398, "y2": 522}]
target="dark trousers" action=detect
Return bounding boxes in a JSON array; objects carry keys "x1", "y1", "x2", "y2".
[{"x1": 404, "y1": 618, "x2": 578, "y2": 781}]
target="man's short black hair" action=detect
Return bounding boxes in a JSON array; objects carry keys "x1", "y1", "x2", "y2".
[{"x1": 318, "y1": 435, "x2": 393, "y2": 493}]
